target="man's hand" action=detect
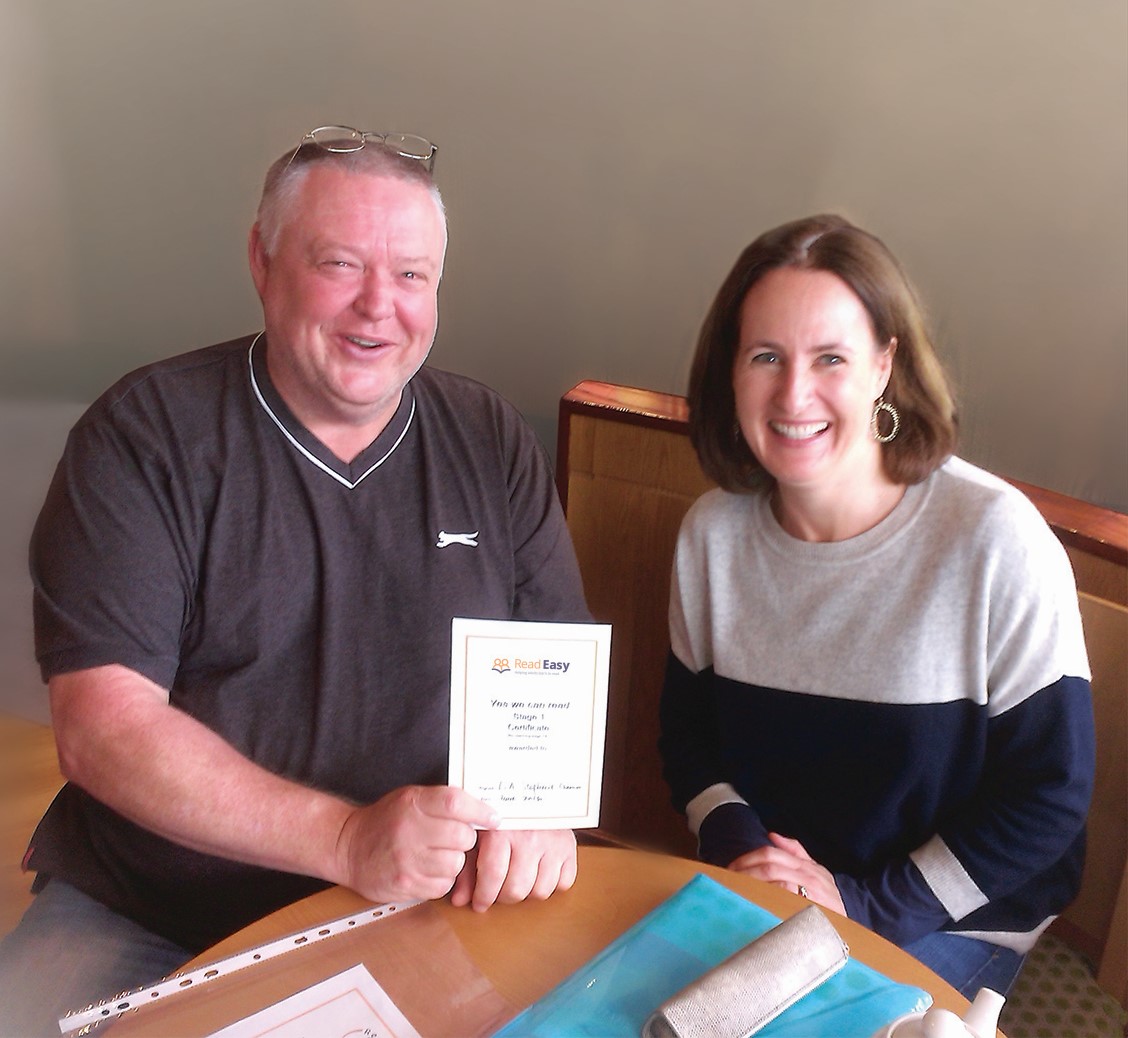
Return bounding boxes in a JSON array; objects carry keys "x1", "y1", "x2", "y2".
[
  {"x1": 728, "y1": 832, "x2": 846, "y2": 915},
  {"x1": 449, "y1": 828, "x2": 578, "y2": 912},
  {"x1": 334, "y1": 786, "x2": 500, "y2": 904}
]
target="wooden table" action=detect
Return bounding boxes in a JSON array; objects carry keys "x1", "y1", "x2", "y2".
[{"x1": 107, "y1": 846, "x2": 968, "y2": 1036}]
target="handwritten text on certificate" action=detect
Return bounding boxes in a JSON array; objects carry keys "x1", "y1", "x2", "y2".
[{"x1": 449, "y1": 618, "x2": 611, "y2": 829}]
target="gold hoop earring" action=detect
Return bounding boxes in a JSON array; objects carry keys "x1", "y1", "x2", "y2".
[{"x1": 871, "y1": 398, "x2": 900, "y2": 443}]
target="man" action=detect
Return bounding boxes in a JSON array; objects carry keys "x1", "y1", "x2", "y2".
[{"x1": 0, "y1": 128, "x2": 590, "y2": 1036}]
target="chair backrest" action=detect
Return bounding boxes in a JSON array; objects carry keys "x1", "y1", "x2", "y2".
[
  {"x1": 559, "y1": 387, "x2": 709, "y2": 855},
  {"x1": 1055, "y1": 593, "x2": 1127, "y2": 1004}
]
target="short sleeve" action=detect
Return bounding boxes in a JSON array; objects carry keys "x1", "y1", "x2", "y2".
[{"x1": 31, "y1": 399, "x2": 195, "y2": 689}]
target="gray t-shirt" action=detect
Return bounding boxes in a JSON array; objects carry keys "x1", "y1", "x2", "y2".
[{"x1": 28, "y1": 334, "x2": 590, "y2": 950}]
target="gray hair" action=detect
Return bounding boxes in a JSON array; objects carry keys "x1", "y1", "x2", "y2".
[{"x1": 255, "y1": 143, "x2": 447, "y2": 257}]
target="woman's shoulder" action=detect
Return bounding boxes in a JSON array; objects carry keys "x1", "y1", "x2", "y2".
[
  {"x1": 929, "y1": 457, "x2": 1075, "y2": 591},
  {"x1": 929, "y1": 457, "x2": 1053, "y2": 539}
]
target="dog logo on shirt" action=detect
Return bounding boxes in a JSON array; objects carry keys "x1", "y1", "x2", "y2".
[{"x1": 436, "y1": 530, "x2": 479, "y2": 548}]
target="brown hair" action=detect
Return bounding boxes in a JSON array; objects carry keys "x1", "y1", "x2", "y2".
[
  {"x1": 255, "y1": 136, "x2": 446, "y2": 256},
  {"x1": 688, "y1": 214, "x2": 957, "y2": 491}
]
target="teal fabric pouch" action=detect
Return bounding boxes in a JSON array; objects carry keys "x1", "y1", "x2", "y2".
[{"x1": 492, "y1": 874, "x2": 931, "y2": 1037}]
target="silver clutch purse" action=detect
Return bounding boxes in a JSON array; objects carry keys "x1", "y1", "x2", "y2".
[{"x1": 642, "y1": 904, "x2": 850, "y2": 1038}]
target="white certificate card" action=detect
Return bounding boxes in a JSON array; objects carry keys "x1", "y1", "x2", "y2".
[
  {"x1": 205, "y1": 964, "x2": 420, "y2": 1038},
  {"x1": 449, "y1": 617, "x2": 611, "y2": 829}
]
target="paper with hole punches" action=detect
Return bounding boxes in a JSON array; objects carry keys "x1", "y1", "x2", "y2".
[
  {"x1": 205, "y1": 964, "x2": 420, "y2": 1037},
  {"x1": 449, "y1": 617, "x2": 611, "y2": 829}
]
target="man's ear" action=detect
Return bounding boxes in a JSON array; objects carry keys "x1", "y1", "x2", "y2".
[{"x1": 248, "y1": 224, "x2": 269, "y2": 299}]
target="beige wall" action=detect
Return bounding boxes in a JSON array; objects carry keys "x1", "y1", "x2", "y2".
[{"x1": 1, "y1": 0, "x2": 1125, "y2": 510}]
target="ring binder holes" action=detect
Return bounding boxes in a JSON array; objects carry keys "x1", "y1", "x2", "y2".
[{"x1": 59, "y1": 900, "x2": 419, "y2": 1032}]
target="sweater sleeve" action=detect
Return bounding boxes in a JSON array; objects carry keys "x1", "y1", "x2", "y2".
[
  {"x1": 659, "y1": 652, "x2": 773, "y2": 865},
  {"x1": 837, "y1": 496, "x2": 1096, "y2": 946},
  {"x1": 658, "y1": 651, "x2": 724, "y2": 813},
  {"x1": 838, "y1": 673, "x2": 1094, "y2": 944},
  {"x1": 660, "y1": 519, "x2": 772, "y2": 865}
]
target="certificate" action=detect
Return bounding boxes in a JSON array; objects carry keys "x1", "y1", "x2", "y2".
[
  {"x1": 205, "y1": 964, "x2": 420, "y2": 1038},
  {"x1": 449, "y1": 617, "x2": 611, "y2": 829}
]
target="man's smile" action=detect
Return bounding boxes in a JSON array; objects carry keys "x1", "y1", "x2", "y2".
[{"x1": 344, "y1": 334, "x2": 390, "y2": 350}]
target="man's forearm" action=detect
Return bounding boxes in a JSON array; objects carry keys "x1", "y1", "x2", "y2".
[{"x1": 50, "y1": 664, "x2": 354, "y2": 885}]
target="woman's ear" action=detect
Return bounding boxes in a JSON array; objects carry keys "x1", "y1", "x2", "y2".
[{"x1": 878, "y1": 336, "x2": 898, "y2": 396}]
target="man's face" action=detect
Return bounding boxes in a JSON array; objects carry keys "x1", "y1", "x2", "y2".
[{"x1": 249, "y1": 166, "x2": 446, "y2": 443}]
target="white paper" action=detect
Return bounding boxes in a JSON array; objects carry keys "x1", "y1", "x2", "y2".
[
  {"x1": 449, "y1": 617, "x2": 611, "y2": 828},
  {"x1": 205, "y1": 963, "x2": 420, "y2": 1038}
]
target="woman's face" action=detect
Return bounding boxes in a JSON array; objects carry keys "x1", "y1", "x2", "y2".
[{"x1": 733, "y1": 266, "x2": 895, "y2": 499}]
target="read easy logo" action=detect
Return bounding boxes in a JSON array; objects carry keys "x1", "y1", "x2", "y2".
[
  {"x1": 513, "y1": 658, "x2": 571, "y2": 674},
  {"x1": 492, "y1": 658, "x2": 511, "y2": 674}
]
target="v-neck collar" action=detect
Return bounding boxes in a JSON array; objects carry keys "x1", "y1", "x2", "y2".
[{"x1": 246, "y1": 332, "x2": 416, "y2": 489}]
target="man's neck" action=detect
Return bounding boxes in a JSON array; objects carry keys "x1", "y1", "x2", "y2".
[
  {"x1": 257, "y1": 335, "x2": 402, "y2": 464},
  {"x1": 312, "y1": 421, "x2": 390, "y2": 464}
]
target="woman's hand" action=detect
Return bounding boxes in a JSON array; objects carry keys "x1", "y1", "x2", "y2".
[{"x1": 728, "y1": 832, "x2": 846, "y2": 915}]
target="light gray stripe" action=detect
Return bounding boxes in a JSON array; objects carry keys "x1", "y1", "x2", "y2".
[
  {"x1": 910, "y1": 837, "x2": 989, "y2": 921},
  {"x1": 247, "y1": 336, "x2": 414, "y2": 490},
  {"x1": 952, "y1": 916, "x2": 1053, "y2": 954},
  {"x1": 672, "y1": 474, "x2": 1090, "y2": 713},
  {"x1": 686, "y1": 782, "x2": 748, "y2": 837}
]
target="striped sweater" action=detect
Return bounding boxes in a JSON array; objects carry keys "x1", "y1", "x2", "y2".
[{"x1": 659, "y1": 457, "x2": 1095, "y2": 952}]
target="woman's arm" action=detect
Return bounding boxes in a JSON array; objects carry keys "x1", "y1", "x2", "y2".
[
  {"x1": 659, "y1": 651, "x2": 773, "y2": 865},
  {"x1": 841, "y1": 673, "x2": 1093, "y2": 945},
  {"x1": 840, "y1": 497, "x2": 1096, "y2": 947}
]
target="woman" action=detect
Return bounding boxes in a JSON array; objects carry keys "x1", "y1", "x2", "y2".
[{"x1": 658, "y1": 214, "x2": 1095, "y2": 997}]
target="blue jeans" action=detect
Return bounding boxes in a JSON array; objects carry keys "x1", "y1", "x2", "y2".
[
  {"x1": 0, "y1": 879, "x2": 191, "y2": 1038},
  {"x1": 902, "y1": 930, "x2": 1026, "y2": 999}
]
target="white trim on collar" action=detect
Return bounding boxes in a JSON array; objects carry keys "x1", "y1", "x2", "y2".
[{"x1": 246, "y1": 333, "x2": 415, "y2": 490}]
